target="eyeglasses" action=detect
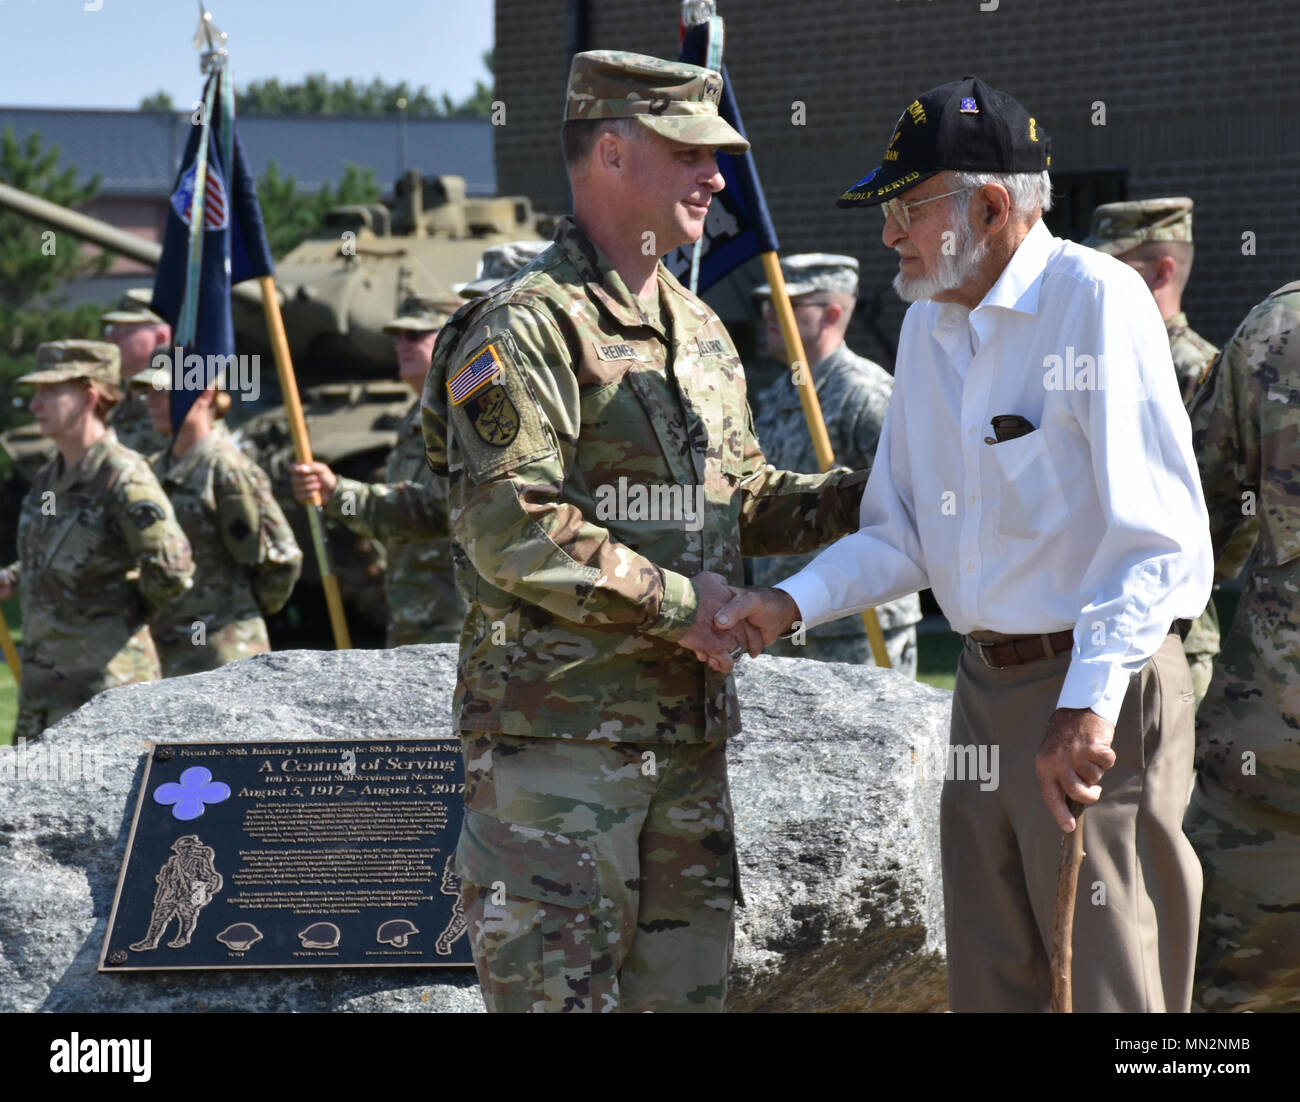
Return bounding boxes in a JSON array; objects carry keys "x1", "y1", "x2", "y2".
[
  {"x1": 395, "y1": 329, "x2": 437, "y2": 342},
  {"x1": 880, "y1": 187, "x2": 973, "y2": 233}
]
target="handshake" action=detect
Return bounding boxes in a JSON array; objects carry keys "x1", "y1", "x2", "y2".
[{"x1": 676, "y1": 571, "x2": 803, "y2": 672}]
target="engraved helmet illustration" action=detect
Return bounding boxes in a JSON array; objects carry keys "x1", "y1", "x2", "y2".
[
  {"x1": 298, "y1": 922, "x2": 342, "y2": 950},
  {"x1": 216, "y1": 923, "x2": 264, "y2": 952},
  {"x1": 376, "y1": 918, "x2": 420, "y2": 948}
]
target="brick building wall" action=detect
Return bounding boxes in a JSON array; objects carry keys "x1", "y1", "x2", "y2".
[{"x1": 495, "y1": 0, "x2": 1300, "y2": 366}]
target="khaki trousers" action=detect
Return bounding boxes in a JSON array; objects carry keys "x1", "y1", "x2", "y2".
[{"x1": 942, "y1": 633, "x2": 1201, "y2": 1012}]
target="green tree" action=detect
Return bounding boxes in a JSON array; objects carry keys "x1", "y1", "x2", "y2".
[
  {"x1": 138, "y1": 90, "x2": 176, "y2": 111},
  {"x1": 238, "y1": 53, "x2": 493, "y2": 118},
  {"x1": 0, "y1": 126, "x2": 110, "y2": 309},
  {"x1": 256, "y1": 161, "x2": 382, "y2": 259}
]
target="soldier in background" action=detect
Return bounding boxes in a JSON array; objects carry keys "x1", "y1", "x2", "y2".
[
  {"x1": 135, "y1": 366, "x2": 302, "y2": 675},
  {"x1": 0, "y1": 342, "x2": 193, "y2": 741},
  {"x1": 1085, "y1": 198, "x2": 1221, "y2": 705},
  {"x1": 100, "y1": 290, "x2": 172, "y2": 458},
  {"x1": 1182, "y1": 283, "x2": 1300, "y2": 1012},
  {"x1": 290, "y1": 294, "x2": 466, "y2": 645},
  {"x1": 748, "y1": 254, "x2": 922, "y2": 675}
]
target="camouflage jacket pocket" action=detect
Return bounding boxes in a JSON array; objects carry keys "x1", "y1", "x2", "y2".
[{"x1": 455, "y1": 808, "x2": 596, "y2": 907}]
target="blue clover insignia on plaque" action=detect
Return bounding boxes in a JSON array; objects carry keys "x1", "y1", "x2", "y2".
[{"x1": 153, "y1": 766, "x2": 231, "y2": 821}]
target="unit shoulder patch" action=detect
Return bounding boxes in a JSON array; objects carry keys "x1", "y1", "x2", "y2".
[
  {"x1": 464, "y1": 384, "x2": 520, "y2": 447},
  {"x1": 127, "y1": 499, "x2": 167, "y2": 530}
]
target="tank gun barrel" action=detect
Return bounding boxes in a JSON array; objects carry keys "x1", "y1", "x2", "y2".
[
  {"x1": 0, "y1": 180, "x2": 162, "y2": 266},
  {"x1": 0, "y1": 180, "x2": 266, "y2": 307}
]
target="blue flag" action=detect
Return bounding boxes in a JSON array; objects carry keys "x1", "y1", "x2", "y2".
[
  {"x1": 665, "y1": 19, "x2": 779, "y2": 293},
  {"x1": 151, "y1": 70, "x2": 274, "y2": 434}
]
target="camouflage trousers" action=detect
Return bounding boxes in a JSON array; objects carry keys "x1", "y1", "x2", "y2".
[
  {"x1": 1185, "y1": 652, "x2": 1215, "y2": 710},
  {"x1": 455, "y1": 731, "x2": 738, "y2": 1013},
  {"x1": 1185, "y1": 771, "x2": 1300, "y2": 1011},
  {"x1": 152, "y1": 617, "x2": 271, "y2": 677},
  {"x1": 765, "y1": 624, "x2": 918, "y2": 679}
]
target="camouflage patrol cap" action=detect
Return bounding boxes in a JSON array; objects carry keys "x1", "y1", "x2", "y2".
[
  {"x1": 459, "y1": 240, "x2": 551, "y2": 298},
  {"x1": 382, "y1": 292, "x2": 459, "y2": 334},
  {"x1": 17, "y1": 340, "x2": 122, "y2": 386},
  {"x1": 564, "y1": 50, "x2": 749, "y2": 154},
  {"x1": 1083, "y1": 197, "x2": 1194, "y2": 256},
  {"x1": 752, "y1": 253, "x2": 860, "y2": 299},
  {"x1": 100, "y1": 288, "x2": 165, "y2": 326}
]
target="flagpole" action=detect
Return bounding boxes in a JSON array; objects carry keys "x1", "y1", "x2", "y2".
[{"x1": 257, "y1": 275, "x2": 352, "y2": 649}]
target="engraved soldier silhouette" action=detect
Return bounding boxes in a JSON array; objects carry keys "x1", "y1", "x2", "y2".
[
  {"x1": 434, "y1": 853, "x2": 466, "y2": 956},
  {"x1": 130, "y1": 834, "x2": 223, "y2": 951}
]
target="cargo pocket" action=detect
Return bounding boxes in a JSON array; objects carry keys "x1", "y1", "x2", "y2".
[{"x1": 456, "y1": 809, "x2": 599, "y2": 1012}]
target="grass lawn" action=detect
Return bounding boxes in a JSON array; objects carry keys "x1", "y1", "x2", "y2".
[{"x1": 0, "y1": 596, "x2": 18, "y2": 745}]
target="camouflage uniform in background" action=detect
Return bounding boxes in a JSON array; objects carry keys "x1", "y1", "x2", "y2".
[
  {"x1": 324, "y1": 293, "x2": 467, "y2": 646},
  {"x1": 147, "y1": 417, "x2": 302, "y2": 676},
  {"x1": 7, "y1": 343, "x2": 194, "y2": 741},
  {"x1": 326, "y1": 402, "x2": 464, "y2": 645},
  {"x1": 1182, "y1": 282, "x2": 1300, "y2": 1012},
  {"x1": 1085, "y1": 196, "x2": 1221, "y2": 703},
  {"x1": 108, "y1": 394, "x2": 170, "y2": 459},
  {"x1": 748, "y1": 255, "x2": 922, "y2": 675},
  {"x1": 423, "y1": 51, "x2": 869, "y2": 1015}
]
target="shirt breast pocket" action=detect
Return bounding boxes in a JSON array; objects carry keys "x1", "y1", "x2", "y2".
[{"x1": 988, "y1": 429, "x2": 1068, "y2": 540}]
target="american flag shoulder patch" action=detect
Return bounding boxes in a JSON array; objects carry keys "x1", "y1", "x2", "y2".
[{"x1": 447, "y1": 343, "x2": 504, "y2": 406}]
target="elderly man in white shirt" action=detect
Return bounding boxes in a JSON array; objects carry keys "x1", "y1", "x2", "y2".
[{"x1": 709, "y1": 77, "x2": 1213, "y2": 1013}]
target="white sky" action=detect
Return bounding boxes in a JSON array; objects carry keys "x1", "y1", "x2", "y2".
[{"x1": 0, "y1": 0, "x2": 494, "y2": 109}]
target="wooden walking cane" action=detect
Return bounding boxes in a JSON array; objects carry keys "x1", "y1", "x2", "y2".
[
  {"x1": 1049, "y1": 800, "x2": 1085, "y2": 1013},
  {"x1": 258, "y1": 276, "x2": 351, "y2": 650},
  {"x1": 759, "y1": 251, "x2": 891, "y2": 667}
]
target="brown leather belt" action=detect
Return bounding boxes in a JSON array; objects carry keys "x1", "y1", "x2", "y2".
[
  {"x1": 968, "y1": 629, "x2": 1074, "y2": 670},
  {"x1": 967, "y1": 620, "x2": 1193, "y2": 670}
]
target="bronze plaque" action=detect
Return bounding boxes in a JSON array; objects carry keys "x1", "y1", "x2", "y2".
[{"x1": 99, "y1": 739, "x2": 472, "y2": 970}]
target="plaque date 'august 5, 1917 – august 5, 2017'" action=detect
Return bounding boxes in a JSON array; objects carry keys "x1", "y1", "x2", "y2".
[{"x1": 99, "y1": 739, "x2": 472, "y2": 970}]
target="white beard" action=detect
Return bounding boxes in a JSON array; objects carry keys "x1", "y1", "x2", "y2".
[{"x1": 892, "y1": 203, "x2": 990, "y2": 303}]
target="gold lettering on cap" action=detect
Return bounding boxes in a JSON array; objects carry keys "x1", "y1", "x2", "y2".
[{"x1": 1029, "y1": 117, "x2": 1039, "y2": 142}]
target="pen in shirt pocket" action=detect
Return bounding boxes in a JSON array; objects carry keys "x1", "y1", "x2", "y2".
[{"x1": 984, "y1": 414, "x2": 1035, "y2": 444}]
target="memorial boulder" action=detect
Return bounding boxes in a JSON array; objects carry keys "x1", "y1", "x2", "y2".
[{"x1": 0, "y1": 645, "x2": 950, "y2": 1012}]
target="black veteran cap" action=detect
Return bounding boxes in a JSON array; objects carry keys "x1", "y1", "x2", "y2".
[{"x1": 838, "y1": 76, "x2": 1051, "y2": 208}]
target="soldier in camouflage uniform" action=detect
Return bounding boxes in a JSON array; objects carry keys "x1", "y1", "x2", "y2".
[
  {"x1": 1182, "y1": 283, "x2": 1300, "y2": 1012},
  {"x1": 290, "y1": 293, "x2": 467, "y2": 646},
  {"x1": 422, "y1": 51, "x2": 870, "y2": 1013},
  {"x1": 134, "y1": 366, "x2": 302, "y2": 675},
  {"x1": 0, "y1": 342, "x2": 193, "y2": 741},
  {"x1": 101, "y1": 290, "x2": 172, "y2": 458},
  {"x1": 749, "y1": 254, "x2": 922, "y2": 675},
  {"x1": 1085, "y1": 198, "x2": 1222, "y2": 705}
]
